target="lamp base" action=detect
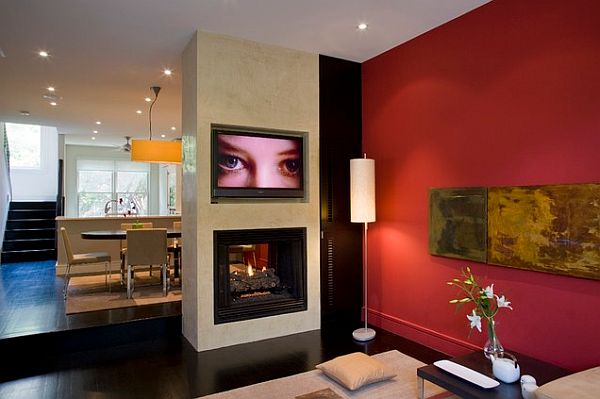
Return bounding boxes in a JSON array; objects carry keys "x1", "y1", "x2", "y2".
[{"x1": 352, "y1": 327, "x2": 376, "y2": 342}]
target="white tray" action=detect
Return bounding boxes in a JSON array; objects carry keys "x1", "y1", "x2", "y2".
[{"x1": 433, "y1": 360, "x2": 500, "y2": 389}]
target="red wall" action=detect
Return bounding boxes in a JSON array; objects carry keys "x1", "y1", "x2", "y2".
[{"x1": 362, "y1": 0, "x2": 600, "y2": 371}]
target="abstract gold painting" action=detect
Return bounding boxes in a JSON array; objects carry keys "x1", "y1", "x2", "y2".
[
  {"x1": 488, "y1": 183, "x2": 600, "y2": 280},
  {"x1": 429, "y1": 187, "x2": 487, "y2": 262}
]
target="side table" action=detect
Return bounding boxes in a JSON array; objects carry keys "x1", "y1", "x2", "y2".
[{"x1": 417, "y1": 351, "x2": 570, "y2": 399}]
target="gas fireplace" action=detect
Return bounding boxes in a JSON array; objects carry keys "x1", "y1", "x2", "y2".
[{"x1": 214, "y1": 228, "x2": 307, "y2": 324}]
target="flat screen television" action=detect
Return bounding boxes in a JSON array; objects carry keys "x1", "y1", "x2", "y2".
[{"x1": 211, "y1": 126, "x2": 306, "y2": 199}]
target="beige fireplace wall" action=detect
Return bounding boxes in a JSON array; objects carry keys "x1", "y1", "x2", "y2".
[{"x1": 181, "y1": 31, "x2": 320, "y2": 351}]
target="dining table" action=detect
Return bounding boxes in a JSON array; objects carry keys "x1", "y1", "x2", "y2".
[
  {"x1": 81, "y1": 229, "x2": 182, "y2": 278},
  {"x1": 80, "y1": 229, "x2": 181, "y2": 240}
]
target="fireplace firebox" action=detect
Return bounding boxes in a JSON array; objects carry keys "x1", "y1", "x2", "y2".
[{"x1": 214, "y1": 228, "x2": 307, "y2": 324}]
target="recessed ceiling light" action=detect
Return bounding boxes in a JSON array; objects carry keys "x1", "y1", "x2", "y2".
[
  {"x1": 163, "y1": 68, "x2": 172, "y2": 76},
  {"x1": 161, "y1": 134, "x2": 166, "y2": 138},
  {"x1": 93, "y1": 130, "x2": 98, "y2": 134},
  {"x1": 19, "y1": 110, "x2": 31, "y2": 116},
  {"x1": 91, "y1": 136, "x2": 96, "y2": 140},
  {"x1": 144, "y1": 97, "x2": 152, "y2": 102},
  {"x1": 171, "y1": 126, "x2": 176, "y2": 131},
  {"x1": 47, "y1": 86, "x2": 55, "y2": 92},
  {"x1": 136, "y1": 110, "x2": 142, "y2": 114},
  {"x1": 38, "y1": 50, "x2": 49, "y2": 57},
  {"x1": 358, "y1": 23, "x2": 368, "y2": 31},
  {"x1": 49, "y1": 101, "x2": 57, "y2": 106},
  {"x1": 95, "y1": 121, "x2": 101, "y2": 125}
]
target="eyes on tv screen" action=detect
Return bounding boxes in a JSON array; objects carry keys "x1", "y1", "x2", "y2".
[{"x1": 211, "y1": 126, "x2": 305, "y2": 199}]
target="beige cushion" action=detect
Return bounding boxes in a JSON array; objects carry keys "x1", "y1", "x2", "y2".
[
  {"x1": 315, "y1": 352, "x2": 396, "y2": 391},
  {"x1": 536, "y1": 366, "x2": 600, "y2": 399}
]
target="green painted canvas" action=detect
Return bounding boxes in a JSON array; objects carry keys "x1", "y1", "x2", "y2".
[
  {"x1": 429, "y1": 187, "x2": 487, "y2": 262},
  {"x1": 488, "y1": 184, "x2": 600, "y2": 280}
]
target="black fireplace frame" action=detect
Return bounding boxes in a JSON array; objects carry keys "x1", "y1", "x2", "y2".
[{"x1": 213, "y1": 227, "x2": 307, "y2": 324}]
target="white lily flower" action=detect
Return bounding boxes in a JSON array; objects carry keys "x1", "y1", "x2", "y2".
[
  {"x1": 495, "y1": 295, "x2": 513, "y2": 310},
  {"x1": 467, "y1": 310, "x2": 482, "y2": 332},
  {"x1": 483, "y1": 284, "x2": 494, "y2": 299}
]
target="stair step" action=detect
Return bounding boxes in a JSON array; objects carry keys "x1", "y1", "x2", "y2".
[
  {"x1": 0, "y1": 311, "x2": 181, "y2": 374},
  {"x1": 1, "y1": 249, "x2": 56, "y2": 263},
  {"x1": 8, "y1": 209, "x2": 56, "y2": 220},
  {"x1": 2, "y1": 238, "x2": 56, "y2": 251},
  {"x1": 4, "y1": 228, "x2": 56, "y2": 240},
  {"x1": 9, "y1": 201, "x2": 56, "y2": 210},
  {"x1": 7, "y1": 219, "x2": 56, "y2": 230}
]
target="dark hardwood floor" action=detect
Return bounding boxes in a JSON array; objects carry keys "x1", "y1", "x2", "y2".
[
  {"x1": 0, "y1": 260, "x2": 180, "y2": 339},
  {"x1": 0, "y1": 261, "x2": 448, "y2": 398}
]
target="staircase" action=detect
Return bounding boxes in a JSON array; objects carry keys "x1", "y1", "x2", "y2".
[{"x1": 2, "y1": 201, "x2": 57, "y2": 264}]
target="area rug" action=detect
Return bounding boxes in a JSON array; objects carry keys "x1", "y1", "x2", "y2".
[
  {"x1": 65, "y1": 273, "x2": 181, "y2": 314},
  {"x1": 198, "y1": 350, "x2": 455, "y2": 399}
]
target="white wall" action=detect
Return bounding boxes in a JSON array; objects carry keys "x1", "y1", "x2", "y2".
[
  {"x1": 64, "y1": 144, "x2": 165, "y2": 217},
  {"x1": 157, "y1": 164, "x2": 183, "y2": 215},
  {"x1": 0, "y1": 122, "x2": 12, "y2": 251},
  {"x1": 182, "y1": 31, "x2": 320, "y2": 351},
  {"x1": 10, "y1": 126, "x2": 58, "y2": 201}
]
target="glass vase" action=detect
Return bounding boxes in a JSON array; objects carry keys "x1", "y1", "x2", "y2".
[{"x1": 483, "y1": 319, "x2": 504, "y2": 359}]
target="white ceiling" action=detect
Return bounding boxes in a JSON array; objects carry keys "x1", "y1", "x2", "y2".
[{"x1": 0, "y1": 0, "x2": 490, "y2": 147}]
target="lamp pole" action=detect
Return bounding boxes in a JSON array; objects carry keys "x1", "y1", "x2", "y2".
[{"x1": 350, "y1": 155, "x2": 376, "y2": 342}]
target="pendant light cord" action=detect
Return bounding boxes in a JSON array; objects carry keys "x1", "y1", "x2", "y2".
[{"x1": 148, "y1": 86, "x2": 161, "y2": 140}]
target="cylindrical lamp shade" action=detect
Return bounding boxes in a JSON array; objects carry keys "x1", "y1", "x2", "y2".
[
  {"x1": 350, "y1": 158, "x2": 376, "y2": 223},
  {"x1": 131, "y1": 139, "x2": 182, "y2": 164}
]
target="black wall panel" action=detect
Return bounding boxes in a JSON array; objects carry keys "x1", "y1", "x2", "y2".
[{"x1": 319, "y1": 55, "x2": 363, "y2": 325}]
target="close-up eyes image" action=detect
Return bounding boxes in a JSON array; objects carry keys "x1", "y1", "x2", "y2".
[
  {"x1": 280, "y1": 159, "x2": 300, "y2": 177},
  {"x1": 216, "y1": 134, "x2": 302, "y2": 189},
  {"x1": 218, "y1": 154, "x2": 246, "y2": 171}
]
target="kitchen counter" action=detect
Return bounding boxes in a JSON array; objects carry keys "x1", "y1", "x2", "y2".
[
  {"x1": 56, "y1": 215, "x2": 181, "y2": 275},
  {"x1": 56, "y1": 215, "x2": 180, "y2": 221}
]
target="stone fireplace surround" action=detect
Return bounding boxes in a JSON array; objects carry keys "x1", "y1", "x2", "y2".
[{"x1": 181, "y1": 30, "x2": 320, "y2": 352}]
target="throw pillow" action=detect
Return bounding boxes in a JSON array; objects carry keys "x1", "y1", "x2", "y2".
[
  {"x1": 315, "y1": 352, "x2": 396, "y2": 391},
  {"x1": 536, "y1": 366, "x2": 600, "y2": 399}
]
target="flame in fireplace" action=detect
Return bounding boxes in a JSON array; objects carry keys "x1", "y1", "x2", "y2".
[
  {"x1": 247, "y1": 265, "x2": 254, "y2": 276},
  {"x1": 262, "y1": 266, "x2": 266, "y2": 272}
]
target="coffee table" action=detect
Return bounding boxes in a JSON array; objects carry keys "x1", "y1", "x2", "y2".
[{"x1": 417, "y1": 351, "x2": 570, "y2": 399}]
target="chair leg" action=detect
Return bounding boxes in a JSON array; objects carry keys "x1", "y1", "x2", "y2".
[
  {"x1": 127, "y1": 264, "x2": 133, "y2": 299},
  {"x1": 162, "y1": 263, "x2": 168, "y2": 296},
  {"x1": 120, "y1": 252, "x2": 125, "y2": 285},
  {"x1": 63, "y1": 262, "x2": 72, "y2": 300}
]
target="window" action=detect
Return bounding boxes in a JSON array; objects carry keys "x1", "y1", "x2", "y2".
[
  {"x1": 5, "y1": 123, "x2": 41, "y2": 169},
  {"x1": 77, "y1": 160, "x2": 149, "y2": 217},
  {"x1": 166, "y1": 164, "x2": 177, "y2": 213}
]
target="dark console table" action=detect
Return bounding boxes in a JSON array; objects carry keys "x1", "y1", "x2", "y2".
[{"x1": 417, "y1": 351, "x2": 570, "y2": 399}]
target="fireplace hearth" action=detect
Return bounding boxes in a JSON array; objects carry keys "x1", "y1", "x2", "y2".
[{"x1": 214, "y1": 228, "x2": 307, "y2": 324}]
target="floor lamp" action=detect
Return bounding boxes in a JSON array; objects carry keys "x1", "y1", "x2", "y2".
[{"x1": 350, "y1": 155, "x2": 376, "y2": 342}]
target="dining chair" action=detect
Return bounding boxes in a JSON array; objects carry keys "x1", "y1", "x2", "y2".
[
  {"x1": 168, "y1": 221, "x2": 182, "y2": 281},
  {"x1": 120, "y1": 222, "x2": 153, "y2": 283},
  {"x1": 60, "y1": 227, "x2": 112, "y2": 300},
  {"x1": 125, "y1": 228, "x2": 169, "y2": 299}
]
